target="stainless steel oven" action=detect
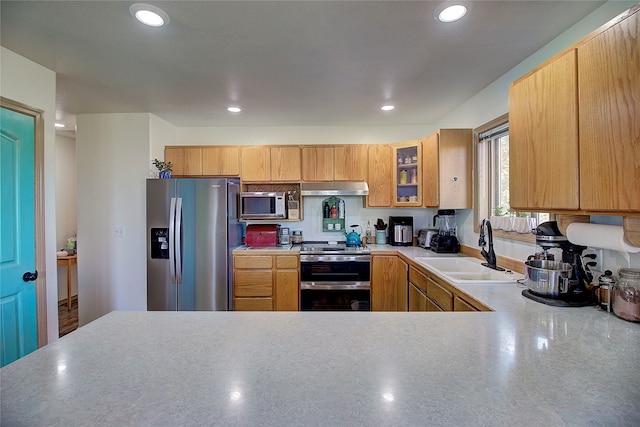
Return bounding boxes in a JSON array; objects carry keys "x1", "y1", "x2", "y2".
[{"x1": 300, "y1": 242, "x2": 371, "y2": 311}]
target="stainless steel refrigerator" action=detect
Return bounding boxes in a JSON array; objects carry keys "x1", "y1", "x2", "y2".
[{"x1": 146, "y1": 178, "x2": 243, "y2": 311}]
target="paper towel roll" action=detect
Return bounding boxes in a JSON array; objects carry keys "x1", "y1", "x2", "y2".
[{"x1": 566, "y1": 223, "x2": 640, "y2": 253}]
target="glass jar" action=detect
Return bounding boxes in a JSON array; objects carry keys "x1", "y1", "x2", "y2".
[{"x1": 612, "y1": 268, "x2": 640, "y2": 322}]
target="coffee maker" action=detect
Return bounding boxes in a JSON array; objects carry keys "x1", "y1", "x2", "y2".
[
  {"x1": 522, "y1": 221, "x2": 594, "y2": 306},
  {"x1": 430, "y1": 209, "x2": 459, "y2": 253},
  {"x1": 389, "y1": 216, "x2": 413, "y2": 246}
]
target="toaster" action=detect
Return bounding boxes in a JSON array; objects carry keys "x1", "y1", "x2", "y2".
[{"x1": 417, "y1": 229, "x2": 438, "y2": 249}]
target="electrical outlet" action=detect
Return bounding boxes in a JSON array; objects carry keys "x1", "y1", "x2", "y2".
[{"x1": 114, "y1": 226, "x2": 124, "y2": 238}]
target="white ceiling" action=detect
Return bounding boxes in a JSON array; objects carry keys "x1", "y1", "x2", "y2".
[{"x1": 1, "y1": 1, "x2": 607, "y2": 132}]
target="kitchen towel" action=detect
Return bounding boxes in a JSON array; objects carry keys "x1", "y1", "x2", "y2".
[{"x1": 566, "y1": 223, "x2": 640, "y2": 254}]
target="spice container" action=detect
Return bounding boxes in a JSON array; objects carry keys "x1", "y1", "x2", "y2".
[{"x1": 612, "y1": 268, "x2": 640, "y2": 322}]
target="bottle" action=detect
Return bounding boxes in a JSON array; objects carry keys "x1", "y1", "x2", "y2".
[
  {"x1": 323, "y1": 202, "x2": 330, "y2": 218},
  {"x1": 331, "y1": 203, "x2": 337, "y2": 218},
  {"x1": 365, "y1": 221, "x2": 373, "y2": 244},
  {"x1": 338, "y1": 199, "x2": 345, "y2": 219}
]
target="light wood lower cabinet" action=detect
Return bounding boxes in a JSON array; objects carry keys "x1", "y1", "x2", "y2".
[
  {"x1": 233, "y1": 253, "x2": 300, "y2": 311},
  {"x1": 371, "y1": 255, "x2": 408, "y2": 311},
  {"x1": 408, "y1": 264, "x2": 490, "y2": 312}
]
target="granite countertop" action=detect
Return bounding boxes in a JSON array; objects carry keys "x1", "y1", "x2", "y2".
[{"x1": 2, "y1": 247, "x2": 639, "y2": 426}]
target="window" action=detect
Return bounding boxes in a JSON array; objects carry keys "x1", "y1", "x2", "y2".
[{"x1": 475, "y1": 114, "x2": 550, "y2": 241}]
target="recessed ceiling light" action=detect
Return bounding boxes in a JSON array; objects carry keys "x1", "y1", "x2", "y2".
[
  {"x1": 130, "y1": 3, "x2": 169, "y2": 27},
  {"x1": 381, "y1": 105, "x2": 395, "y2": 111},
  {"x1": 434, "y1": 2, "x2": 469, "y2": 23},
  {"x1": 227, "y1": 106, "x2": 242, "y2": 113},
  {"x1": 55, "y1": 123, "x2": 65, "y2": 128}
]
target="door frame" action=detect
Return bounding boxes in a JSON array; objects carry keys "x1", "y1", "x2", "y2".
[{"x1": 1, "y1": 96, "x2": 47, "y2": 347}]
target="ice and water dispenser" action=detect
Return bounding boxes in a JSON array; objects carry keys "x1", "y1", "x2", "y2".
[{"x1": 150, "y1": 228, "x2": 170, "y2": 259}]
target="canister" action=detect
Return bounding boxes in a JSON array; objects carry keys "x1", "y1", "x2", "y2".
[{"x1": 612, "y1": 268, "x2": 640, "y2": 322}]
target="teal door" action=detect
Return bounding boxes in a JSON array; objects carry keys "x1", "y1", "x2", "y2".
[{"x1": 0, "y1": 107, "x2": 38, "y2": 367}]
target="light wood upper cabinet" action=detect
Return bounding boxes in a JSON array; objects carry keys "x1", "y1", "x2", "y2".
[
  {"x1": 578, "y1": 10, "x2": 639, "y2": 212},
  {"x1": 333, "y1": 145, "x2": 367, "y2": 181},
  {"x1": 421, "y1": 129, "x2": 472, "y2": 209},
  {"x1": 509, "y1": 50, "x2": 579, "y2": 211},
  {"x1": 366, "y1": 144, "x2": 392, "y2": 207},
  {"x1": 301, "y1": 146, "x2": 334, "y2": 181},
  {"x1": 271, "y1": 146, "x2": 301, "y2": 181},
  {"x1": 241, "y1": 146, "x2": 301, "y2": 182},
  {"x1": 202, "y1": 146, "x2": 241, "y2": 176},
  {"x1": 392, "y1": 140, "x2": 422, "y2": 207},
  {"x1": 241, "y1": 146, "x2": 271, "y2": 181},
  {"x1": 164, "y1": 147, "x2": 203, "y2": 176},
  {"x1": 371, "y1": 255, "x2": 408, "y2": 311},
  {"x1": 301, "y1": 145, "x2": 367, "y2": 182}
]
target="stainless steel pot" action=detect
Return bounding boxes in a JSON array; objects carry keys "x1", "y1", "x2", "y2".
[{"x1": 524, "y1": 260, "x2": 573, "y2": 298}]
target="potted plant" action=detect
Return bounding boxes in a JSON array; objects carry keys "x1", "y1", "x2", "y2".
[{"x1": 152, "y1": 159, "x2": 173, "y2": 179}]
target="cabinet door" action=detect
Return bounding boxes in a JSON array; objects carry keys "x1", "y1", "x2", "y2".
[
  {"x1": 366, "y1": 145, "x2": 392, "y2": 207},
  {"x1": 408, "y1": 283, "x2": 427, "y2": 312},
  {"x1": 241, "y1": 146, "x2": 271, "y2": 181},
  {"x1": 392, "y1": 140, "x2": 422, "y2": 206},
  {"x1": 508, "y1": 50, "x2": 579, "y2": 210},
  {"x1": 275, "y1": 270, "x2": 299, "y2": 311},
  {"x1": 578, "y1": 11, "x2": 640, "y2": 212},
  {"x1": 202, "y1": 146, "x2": 241, "y2": 176},
  {"x1": 371, "y1": 256, "x2": 408, "y2": 311},
  {"x1": 334, "y1": 145, "x2": 367, "y2": 181},
  {"x1": 271, "y1": 147, "x2": 301, "y2": 181},
  {"x1": 165, "y1": 147, "x2": 202, "y2": 176},
  {"x1": 438, "y1": 129, "x2": 472, "y2": 209},
  {"x1": 422, "y1": 133, "x2": 439, "y2": 207},
  {"x1": 301, "y1": 146, "x2": 334, "y2": 181}
]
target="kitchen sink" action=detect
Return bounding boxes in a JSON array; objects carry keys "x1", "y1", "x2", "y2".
[{"x1": 414, "y1": 257, "x2": 521, "y2": 284}]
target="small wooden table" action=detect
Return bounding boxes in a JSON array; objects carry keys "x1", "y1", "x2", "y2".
[{"x1": 57, "y1": 255, "x2": 77, "y2": 311}]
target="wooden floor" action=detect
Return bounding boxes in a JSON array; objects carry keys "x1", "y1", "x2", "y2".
[{"x1": 58, "y1": 296, "x2": 78, "y2": 337}]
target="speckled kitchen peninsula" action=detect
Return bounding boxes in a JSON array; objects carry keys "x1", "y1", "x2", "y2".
[{"x1": 2, "y1": 300, "x2": 639, "y2": 426}]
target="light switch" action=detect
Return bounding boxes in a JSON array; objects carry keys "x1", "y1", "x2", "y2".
[{"x1": 114, "y1": 226, "x2": 124, "y2": 238}]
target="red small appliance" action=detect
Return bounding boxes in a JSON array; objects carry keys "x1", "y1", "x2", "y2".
[{"x1": 245, "y1": 224, "x2": 280, "y2": 247}]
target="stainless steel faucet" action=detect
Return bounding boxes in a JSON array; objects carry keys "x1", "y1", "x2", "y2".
[{"x1": 478, "y1": 219, "x2": 505, "y2": 271}]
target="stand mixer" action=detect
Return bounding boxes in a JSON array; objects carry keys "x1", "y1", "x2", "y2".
[{"x1": 523, "y1": 221, "x2": 594, "y2": 306}]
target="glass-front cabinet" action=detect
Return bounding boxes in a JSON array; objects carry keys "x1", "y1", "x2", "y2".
[{"x1": 392, "y1": 139, "x2": 422, "y2": 207}]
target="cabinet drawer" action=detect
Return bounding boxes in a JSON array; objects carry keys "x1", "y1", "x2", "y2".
[
  {"x1": 234, "y1": 297, "x2": 273, "y2": 311},
  {"x1": 409, "y1": 266, "x2": 428, "y2": 292},
  {"x1": 235, "y1": 256, "x2": 273, "y2": 269},
  {"x1": 426, "y1": 277, "x2": 453, "y2": 311},
  {"x1": 276, "y1": 255, "x2": 299, "y2": 269},
  {"x1": 234, "y1": 271, "x2": 273, "y2": 296}
]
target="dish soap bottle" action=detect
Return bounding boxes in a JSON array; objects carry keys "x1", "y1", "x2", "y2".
[{"x1": 365, "y1": 221, "x2": 373, "y2": 244}]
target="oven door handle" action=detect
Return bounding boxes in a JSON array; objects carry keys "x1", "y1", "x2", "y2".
[{"x1": 300, "y1": 281, "x2": 370, "y2": 290}]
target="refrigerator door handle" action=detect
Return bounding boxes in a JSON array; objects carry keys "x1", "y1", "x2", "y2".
[
  {"x1": 169, "y1": 197, "x2": 177, "y2": 283},
  {"x1": 175, "y1": 197, "x2": 183, "y2": 284}
]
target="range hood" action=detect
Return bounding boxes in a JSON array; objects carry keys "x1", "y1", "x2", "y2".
[{"x1": 300, "y1": 182, "x2": 369, "y2": 196}]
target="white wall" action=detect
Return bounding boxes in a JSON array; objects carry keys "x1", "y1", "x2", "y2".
[
  {"x1": 55, "y1": 133, "x2": 78, "y2": 299},
  {"x1": 0, "y1": 47, "x2": 59, "y2": 343},
  {"x1": 76, "y1": 114, "x2": 151, "y2": 325}
]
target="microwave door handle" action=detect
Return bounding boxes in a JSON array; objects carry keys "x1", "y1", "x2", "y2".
[
  {"x1": 169, "y1": 197, "x2": 177, "y2": 284},
  {"x1": 175, "y1": 197, "x2": 183, "y2": 285}
]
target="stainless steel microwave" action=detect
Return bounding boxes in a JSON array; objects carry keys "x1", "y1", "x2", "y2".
[{"x1": 239, "y1": 192, "x2": 286, "y2": 220}]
